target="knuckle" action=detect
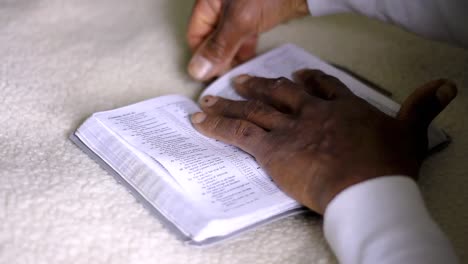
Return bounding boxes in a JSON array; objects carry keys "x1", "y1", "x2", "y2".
[
  {"x1": 209, "y1": 115, "x2": 223, "y2": 131},
  {"x1": 233, "y1": 120, "x2": 255, "y2": 141},
  {"x1": 205, "y1": 37, "x2": 229, "y2": 62},
  {"x1": 268, "y1": 77, "x2": 292, "y2": 97},
  {"x1": 235, "y1": 12, "x2": 256, "y2": 28},
  {"x1": 284, "y1": 118, "x2": 298, "y2": 131},
  {"x1": 243, "y1": 100, "x2": 265, "y2": 119},
  {"x1": 218, "y1": 99, "x2": 232, "y2": 114},
  {"x1": 322, "y1": 115, "x2": 338, "y2": 132},
  {"x1": 229, "y1": 4, "x2": 258, "y2": 31},
  {"x1": 302, "y1": 100, "x2": 325, "y2": 116}
]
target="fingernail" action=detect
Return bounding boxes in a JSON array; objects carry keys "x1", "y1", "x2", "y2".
[
  {"x1": 233, "y1": 74, "x2": 251, "y2": 85},
  {"x1": 191, "y1": 112, "x2": 207, "y2": 124},
  {"x1": 200, "y1": 96, "x2": 218, "y2": 107},
  {"x1": 436, "y1": 81, "x2": 457, "y2": 105},
  {"x1": 188, "y1": 55, "x2": 213, "y2": 80}
]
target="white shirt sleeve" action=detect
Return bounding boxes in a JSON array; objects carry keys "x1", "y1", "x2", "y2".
[
  {"x1": 324, "y1": 176, "x2": 459, "y2": 264},
  {"x1": 306, "y1": 0, "x2": 468, "y2": 49}
]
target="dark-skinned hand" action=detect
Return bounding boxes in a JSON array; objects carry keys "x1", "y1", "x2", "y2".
[
  {"x1": 191, "y1": 69, "x2": 457, "y2": 214},
  {"x1": 186, "y1": 0, "x2": 309, "y2": 81}
]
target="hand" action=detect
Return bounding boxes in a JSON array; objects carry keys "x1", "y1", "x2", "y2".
[
  {"x1": 190, "y1": 69, "x2": 457, "y2": 214},
  {"x1": 186, "y1": 0, "x2": 309, "y2": 81}
]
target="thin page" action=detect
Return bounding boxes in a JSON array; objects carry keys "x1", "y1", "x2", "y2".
[
  {"x1": 75, "y1": 117, "x2": 211, "y2": 237},
  {"x1": 93, "y1": 95, "x2": 298, "y2": 218},
  {"x1": 201, "y1": 44, "x2": 447, "y2": 149}
]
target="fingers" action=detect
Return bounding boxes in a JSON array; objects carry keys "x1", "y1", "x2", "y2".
[
  {"x1": 191, "y1": 112, "x2": 270, "y2": 159},
  {"x1": 235, "y1": 35, "x2": 258, "y2": 63},
  {"x1": 188, "y1": 1, "x2": 257, "y2": 81},
  {"x1": 186, "y1": 0, "x2": 223, "y2": 51},
  {"x1": 293, "y1": 69, "x2": 352, "y2": 99},
  {"x1": 398, "y1": 79, "x2": 457, "y2": 131},
  {"x1": 199, "y1": 95, "x2": 291, "y2": 130},
  {"x1": 233, "y1": 75, "x2": 315, "y2": 114}
]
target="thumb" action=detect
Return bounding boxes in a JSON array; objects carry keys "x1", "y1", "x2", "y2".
[
  {"x1": 188, "y1": 5, "x2": 255, "y2": 81},
  {"x1": 397, "y1": 79, "x2": 457, "y2": 130}
]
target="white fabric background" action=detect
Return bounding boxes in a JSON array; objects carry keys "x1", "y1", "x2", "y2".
[{"x1": 0, "y1": 1, "x2": 466, "y2": 263}]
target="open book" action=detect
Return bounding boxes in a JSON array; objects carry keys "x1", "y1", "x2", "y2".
[{"x1": 71, "y1": 44, "x2": 449, "y2": 246}]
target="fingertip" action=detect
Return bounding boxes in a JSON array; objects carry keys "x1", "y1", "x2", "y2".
[
  {"x1": 199, "y1": 95, "x2": 218, "y2": 107},
  {"x1": 398, "y1": 79, "x2": 458, "y2": 129},
  {"x1": 191, "y1": 112, "x2": 207, "y2": 124},
  {"x1": 292, "y1": 69, "x2": 321, "y2": 89},
  {"x1": 436, "y1": 80, "x2": 457, "y2": 106},
  {"x1": 292, "y1": 68, "x2": 310, "y2": 83},
  {"x1": 188, "y1": 54, "x2": 214, "y2": 81},
  {"x1": 293, "y1": 68, "x2": 324, "y2": 80},
  {"x1": 232, "y1": 74, "x2": 252, "y2": 86}
]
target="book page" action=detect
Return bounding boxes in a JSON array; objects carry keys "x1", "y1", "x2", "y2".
[
  {"x1": 94, "y1": 95, "x2": 298, "y2": 217},
  {"x1": 201, "y1": 44, "x2": 447, "y2": 149},
  {"x1": 201, "y1": 44, "x2": 399, "y2": 110},
  {"x1": 75, "y1": 117, "x2": 210, "y2": 238}
]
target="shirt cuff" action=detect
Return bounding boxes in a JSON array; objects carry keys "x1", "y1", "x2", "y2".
[{"x1": 323, "y1": 176, "x2": 458, "y2": 264}]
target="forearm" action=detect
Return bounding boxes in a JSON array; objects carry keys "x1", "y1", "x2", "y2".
[
  {"x1": 324, "y1": 176, "x2": 459, "y2": 264},
  {"x1": 306, "y1": 0, "x2": 468, "y2": 48}
]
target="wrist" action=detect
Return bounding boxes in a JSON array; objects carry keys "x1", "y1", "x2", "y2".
[{"x1": 318, "y1": 174, "x2": 416, "y2": 214}]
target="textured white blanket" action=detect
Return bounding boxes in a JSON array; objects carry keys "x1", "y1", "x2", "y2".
[{"x1": 1, "y1": 1, "x2": 467, "y2": 263}]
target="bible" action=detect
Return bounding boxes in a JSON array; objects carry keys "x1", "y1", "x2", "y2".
[{"x1": 70, "y1": 44, "x2": 449, "y2": 246}]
